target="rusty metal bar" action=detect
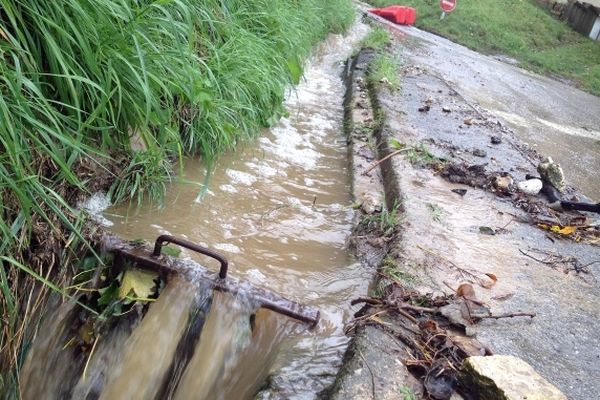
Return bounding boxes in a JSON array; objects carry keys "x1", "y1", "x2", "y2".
[
  {"x1": 101, "y1": 235, "x2": 320, "y2": 327},
  {"x1": 152, "y1": 235, "x2": 228, "y2": 279}
]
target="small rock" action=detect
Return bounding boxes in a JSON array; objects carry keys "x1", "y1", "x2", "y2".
[
  {"x1": 494, "y1": 175, "x2": 514, "y2": 193},
  {"x1": 472, "y1": 148, "x2": 487, "y2": 158},
  {"x1": 360, "y1": 193, "x2": 381, "y2": 215},
  {"x1": 451, "y1": 188, "x2": 467, "y2": 196},
  {"x1": 442, "y1": 107, "x2": 452, "y2": 113},
  {"x1": 460, "y1": 355, "x2": 567, "y2": 400},
  {"x1": 418, "y1": 105, "x2": 431, "y2": 112},
  {"x1": 463, "y1": 118, "x2": 474, "y2": 125},
  {"x1": 479, "y1": 226, "x2": 496, "y2": 235},
  {"x1": 517, "y1": 178, "x2": 543, "y2": 195},
  {"x1": 537, "y1": 157, "x2": 566, "y2": 193},
  {"x1": 490, "y1": 136, "x2": 502, "y2": 144}
]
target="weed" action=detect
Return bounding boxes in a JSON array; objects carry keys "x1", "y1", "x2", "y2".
[
  {"x1": 405, "y1": 143, "x2": 442, "y2": 167},
  {"x1": 426, "y1": 202, "x2": 444, "y2": 222},
  {"x1": 368, "y1": 53, "x2": 401, "y2": 91},
  {"x1": 353, "y1": 122, "x2": 374, "y2": 138},
  {"x1": 381, "y1": 257, "x2": 418, "y2": 286},
  {"x1": 362, "y1": 27, "x2": 391, "y2": 50},
  {"x1": 400, "y1": 385, "x2": 417, "y2": 400},
  {"x1": 362, "y1": 200, "x2": 403, "y2": 236}
]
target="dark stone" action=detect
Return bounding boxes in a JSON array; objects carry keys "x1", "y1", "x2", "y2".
[
  {"x1": 490, "y1": 136, "x2": 502, "y2": 144},
  {"x1": 472, "y1": 148, "x2": 487, "y2": 157},
  {"x1": 451, "y1": 188, "x2": 467, "y2": 196}
]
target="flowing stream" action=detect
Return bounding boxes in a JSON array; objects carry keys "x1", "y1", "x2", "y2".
[{"x1": 20, "y1": 23, "x2": 370, "y2": 400}]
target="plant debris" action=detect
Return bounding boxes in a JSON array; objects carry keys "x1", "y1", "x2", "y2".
[
  {"x1": 346, "y1": 281, "x2": 533, "y2": 400},
  {"x1": 519, "y1": 248, "x2": 597, "y2": 284}
]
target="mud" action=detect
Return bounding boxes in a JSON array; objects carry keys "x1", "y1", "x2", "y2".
[{"x1": 330, "y1": 19, "x2": 600, "y2": 400}]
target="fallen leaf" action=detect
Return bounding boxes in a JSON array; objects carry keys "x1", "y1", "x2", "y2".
[
  {"x1": 389, "y1": 138, "x2": 405, "y2": 150},
  {"x1": 419, "y1": 319, "x2": 439, "y2": 332},
  {"x1": 456, "y1": 283, "x2": 477, "y2": 301},
  {"x1": 479, "y1": 272, "x2": 498, "y2": 289},
  {"x1": 449, "y1": 335, "x2": 488, "y2": 357},
  {"x1": 119, "y1": 269, "x2": 158, "y2": 300}
]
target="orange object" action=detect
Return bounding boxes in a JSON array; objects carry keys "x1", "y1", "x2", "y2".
[{"x1": 369, "y1": 5, "x2": 417, "y2": 26}]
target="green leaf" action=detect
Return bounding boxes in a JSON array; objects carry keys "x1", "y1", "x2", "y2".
[
  {"x1": 98, "y1": 281, "x2": 120, "y2": 306},
  {"x1": 389, "y1": 138, "x2": 405, "y2": 150}
]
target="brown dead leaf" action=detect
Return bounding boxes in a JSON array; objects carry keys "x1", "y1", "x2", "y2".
[
  {"x1": 479, "y1": 272, "x2": 498, "y2": 289},
  {"x1": 419, "y1": 319, "x2": 439, "y2": 333},
  {"x1": 449, "y1": 335, "x2": 488, "y2": 357},
  {"x1": 456, "y1": 283, "x2": 477, "y2": 301}
]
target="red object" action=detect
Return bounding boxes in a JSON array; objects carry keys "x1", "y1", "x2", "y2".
[
  {"x1": 369, "y1": 5, "x2": 417, "y2": 26},
  {"x1": 439, "y1": 0, "x2": 457, "y2": 13}
]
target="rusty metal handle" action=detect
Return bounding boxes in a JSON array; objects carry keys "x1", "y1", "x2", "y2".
[{"x1": 152, "y1": 235, "x2": 228, "y2": 279}]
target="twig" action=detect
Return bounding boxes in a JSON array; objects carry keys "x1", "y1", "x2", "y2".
[
  {"x1": 582, "y1": 260, "x2": 600, "y2": 269},
  {"x1": 351, "y1": 297, "x2": 382, "y2": 306},
  {"x1": 417, "y1": 245, "x2": 485, "y2": 285},
  {"x1": 500, "y1": 217, "x2": 515, "y2": 230},
  {"x1": 518, "y1": 249, "x2": 549, "y2": 264},
  {"x1": 82, "y1": 334, "x2": 99, "y2": 381},
  {"x1": 363, "y1": 148, "x2": 408, "y2": 175},
  {"x1": 478, "y1": 312, "x2": 536, "y2": 320},
  {"x1": 399, "y1": 303, "x2": 437, "y2": 314},
  {"x1": 397, "y1": 308, "x2": 419, "y2": 324},
  {"x1": 357, "y1": 348, "x2": 377, "y2": 400}
]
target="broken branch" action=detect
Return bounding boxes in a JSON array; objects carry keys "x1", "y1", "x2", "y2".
[
  {"x1": 363, "y1": 148, "x2": 408, "y2": 175},
  {"x1": 477, "y1": 312, "x2": 536, "y2": 320}
]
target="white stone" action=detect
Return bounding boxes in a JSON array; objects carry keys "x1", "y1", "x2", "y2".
[{"x1": 517, "y1": 178, "x2": 543, "y2": 195}]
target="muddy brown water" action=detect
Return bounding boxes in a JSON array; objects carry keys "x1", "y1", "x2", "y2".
[{"x1": 99, "y1": 24, "x2": 370, "y2": 399}]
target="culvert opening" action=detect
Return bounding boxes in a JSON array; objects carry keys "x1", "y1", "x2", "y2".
[{"x1": 20, "y1": 235, "x2": 319, "y2": 400}]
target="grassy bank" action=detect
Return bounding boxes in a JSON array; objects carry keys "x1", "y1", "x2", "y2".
[
  {"x1": 367, "y1": 0, "x2": 600, "y2": 95},
  {"x1": 0, "y1": 0, "x2": 354, "y2": 395}
]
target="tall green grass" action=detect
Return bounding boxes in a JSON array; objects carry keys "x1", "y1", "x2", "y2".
[
  {"x1": 366, "y1": 0, "x2": 600, "y2": 95},
  {"x1": 0, "y1": 0, "x2": 355, "y2": 395}
]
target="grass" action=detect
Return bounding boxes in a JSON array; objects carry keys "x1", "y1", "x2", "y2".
[
  {"x1": 400, "y1": 385, "x2": 417, "y2": 400},
  {"x1": 366, "y1": 0, "x2": 600, "y2": 96},
  {"x1": 361, "y1": 27, "x2": 391, "y2": 49},
  {"x1": 361, "y1": 27, "x2": 401, "y2": 91},
  {"x1": 0, "y1": 0, "x2": 355, "y2": 396},
  {"x1": 369, "y1": 53, "x2": 401, "y2": 91},
  {"x1": 426, "y1": 202, "x2": 444, "y2": 222},
  {"x1": 406, "y1": 143, "x2": 443, "y2": 166},
  {"x1": 362, "y1": 199, "x2": 402, "y2": 237},
  {"x1": 381, "y1": 257, "x2": 417, "y2": 287}
]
